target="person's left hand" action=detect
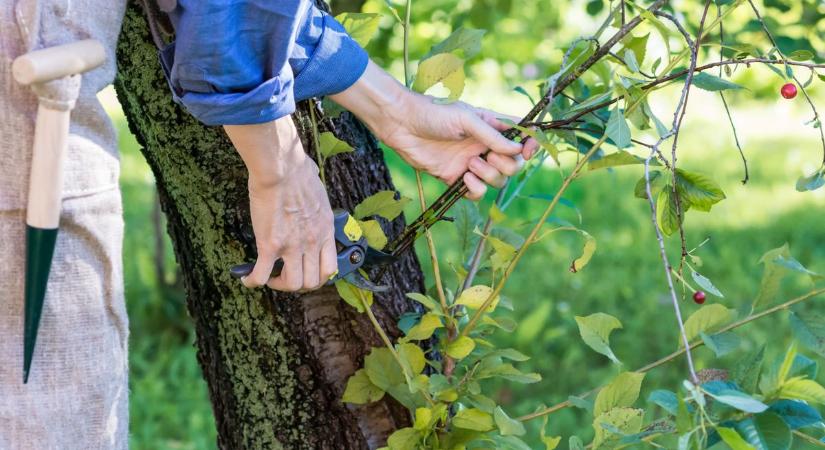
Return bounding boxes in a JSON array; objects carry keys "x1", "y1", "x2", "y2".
[{"x1": 375, "y1": 95, "x2": 539, "y2": 200}]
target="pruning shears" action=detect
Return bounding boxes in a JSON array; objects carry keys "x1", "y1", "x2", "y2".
[{"x1": 230, "y1": 209, "x2": 395, "y2": 292}]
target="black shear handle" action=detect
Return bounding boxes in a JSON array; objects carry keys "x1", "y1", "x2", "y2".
[{"x1": 229, "y1": 259, "x2": 285, "y2": 279}]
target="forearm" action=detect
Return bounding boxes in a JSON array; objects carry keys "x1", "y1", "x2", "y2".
[
  {"x1": 328, "y1": 60, "x2": 410, "y2": 140},
  {"x1": 223, "y1": 116, "x2": 308, "y2": 188}
]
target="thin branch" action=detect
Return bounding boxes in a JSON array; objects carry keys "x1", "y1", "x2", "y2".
[{"x1": 518, "y1": 287, "x2": 825, "y2": 422}]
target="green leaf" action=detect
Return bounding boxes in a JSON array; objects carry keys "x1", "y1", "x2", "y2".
[
  {"x1": 335, "y1": 12, "x2": 382, "y2": 47},
  {"x1": 634, "y1": 170, "x2": 668, "y2": 199},
  {"x1": 675, "y1": 169, "x2": 726, "y2": 212},
  {"x1": 589, "y1": 151, "x2": 648, "y2": 171},
  {"x1": 364, "y1": 348, "x2": 405, "y2": 390},
  {"x1": 620, "y1": 33, "x2": 649, "y2": 67},
  {"x1": 397, "y1": 342, "x2": 426, "y2": 376},
  {"x1": 542, "y1": 435, "x2": 561, "y2": 450},
  {"x1": 570, "y1": 231, "x2": 597, "y2": 273},
  {"x1": 788, "y1": 50, "x2": 814, "y2": 62},
  {"x1": 358, "y1": 219, "x2": 387, "y2": 250},
  {"x1": 606, "y1": 107, "x2": 632, "y2": 149},
  {"x1": 446, "y1": 336, "x2": 475, "y2": 360},
  {"x1": 717, "y1": 427, "x2": 756, "y2": 450},
  {"x1": 753, "y1": 244, "x2": 792, "y2": 310},
  {"x1": 774, "y1": 256, "x2": 822, "y2": 279},
  {"x1": 477, "y1": 362, "x2": 541, "y2": 384},
  {"x1": 623, "y1": 49, "x2": 639, "y2": 73},
  {"x1": 691, "y1": 72, "x2": 745, "y2": 91},
  {"x1": 656, "y1": 189, "x2": 682, "y2": 236},
  {"x1": 400, "y1": 313, "x2": 443, "y2": 342},
  {"x1": 683, "y1": 304, "x2": 734, "y2": 344},
  {"x1": 733, "y1": 346, "x2": 765, "y2": 392},
  {"x1": 735, "y1": 412, "x2": 791, "y2": 450},
  {"x1": 677, "y1": 395, "x2": 691, "y2": 434},
  {"x1": 648, "y1": 390, "x2": 679, "y2": 415},
  {"x1": 413, "y1": 407, "x2": 432, "y2": 431},
  {"x1": 778, "y1": 378, "x2": 825, "y2": 404},
  {"x1": 453, "y1": 199, "x2": 481, "y2": 260},
  {"x1": 706, "y1": 389, "x2": 768, "y2": 413},
  {"x1": 342, "y1": 369, "x2": 385, "y2": 404},
  {"x1": 353, "y1": 190, "x2": 410, "y2": 221},
  {"x1": 569, "y1": 436, "x2": 585, "y2": 450},
  {"x1": 456, "y1": 285, "x2": 499, "y2": 312},
  {"x1": 386, "y1": 427, "x2": 420, "y2": 450},
  {"x1": 494, "y1": 406, "x2": 526, "y2": 436},
  {"x1": 790, "y1": 312, "x2": 825, "y2": 358},
  {"x1": 318, "y1": 131, "x2": 354, "y2": 158},
  {"x1": 594, "y1": 372, "x2": 646, "y2": 416},
  {"x1": 575, "y1": 313, "x2": 623, "y2": 364},
  {"x1": 453, "y1": 408, "x2": 494, "y2": 431},
  {"x1": 424, "y1": 27, "x2": 486, "y2": 60},
  {"x1": 592, "y1": 408, "x2": 644, "y2": 449},
  {"x1": 691, "y1": 270, "x2": 724, "y2": 297},
  {"x1": 405, "y1": 293, "x2": 440, "y2": 313},
  {"x1": 701, "y1": 331, "x2": 741, "y2": 357},
  {"x1": 412, "y1": 53, "x2": 465, "y2": 101},
  {"x1": 335, "y1": 280, "x2": 373, "y2": 313},
  {"x1": 795, "y1": 169, "x2": 825, "y2": 192}
]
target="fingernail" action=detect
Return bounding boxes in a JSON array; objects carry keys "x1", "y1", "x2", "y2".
[{"x1": 469, "y1": 157, "x2": 481, "y2": 169}]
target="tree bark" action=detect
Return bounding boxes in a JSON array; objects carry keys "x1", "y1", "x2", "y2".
[{"x1": 114, "y1": 2, "x2": 423, "y2": 448}]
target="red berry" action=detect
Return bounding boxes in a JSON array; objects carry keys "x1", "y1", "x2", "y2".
[
  {"x1": 693, "y1": 291, "x2": 706, "y2": 304},
  {"x1": 781, "y1": 83, "x2": 798, "y2": 100}
]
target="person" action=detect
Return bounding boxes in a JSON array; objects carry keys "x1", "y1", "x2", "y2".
[{"x1": 0, "y1": 0, "x2": 535, "y2": 448}]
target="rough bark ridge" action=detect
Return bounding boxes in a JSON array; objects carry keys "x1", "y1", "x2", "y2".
[{"x1": 114, "y1": 2, "x2": 424, "y2": 448}]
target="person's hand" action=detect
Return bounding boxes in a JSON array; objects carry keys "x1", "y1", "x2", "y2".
[
  {"x1": 376, "y1": 97, "x2": 538, "y2": 200},
  {"x1": 330, "y1": 61, "x2": 538, "y2": 200},
  {"x1": 224, "y1": 118, "x2": 337, "y2": 292}
]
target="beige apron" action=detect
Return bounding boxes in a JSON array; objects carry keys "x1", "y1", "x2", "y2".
[{"x1": 0, "y1": 1, "x2": 129, "y2": 448}]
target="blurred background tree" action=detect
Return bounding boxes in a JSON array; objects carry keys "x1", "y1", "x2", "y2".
[{"x1": 110, "y1": 0, "x2": 825, "y2": 448}]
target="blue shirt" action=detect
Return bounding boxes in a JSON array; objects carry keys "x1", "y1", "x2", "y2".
[{"x1": 159, "y1": 1, "x2": 368, "y2": 126}]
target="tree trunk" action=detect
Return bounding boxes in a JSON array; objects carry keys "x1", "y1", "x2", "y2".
[{"x1": 114, "y1": 2, "x2": 423, "y2": 448}]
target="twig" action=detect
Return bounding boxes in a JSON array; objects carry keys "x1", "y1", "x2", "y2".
[{"x1": 518, "y1": 287, "x2": 825, "y2": 422}]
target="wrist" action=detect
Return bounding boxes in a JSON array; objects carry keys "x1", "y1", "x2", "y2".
[
  {"x1": 224, "y1": 116, "x2": 307, "y2": 187},
  {"x1": 329, "y1": 60, "x2": 409, "y2": 138}
]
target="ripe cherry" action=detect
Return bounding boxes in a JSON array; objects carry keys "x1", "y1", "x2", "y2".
[
  {"x1": 693, "y1": 291, "x2": 707, "y2": 304},
  {"x1": 781, "y1": 83, "x2": 798, "y2": 100}
]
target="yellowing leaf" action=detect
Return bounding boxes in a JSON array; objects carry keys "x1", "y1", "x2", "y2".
[
  {"x1": 489, "y1": 204, "x2": 506, "y2": 223},
  {"x1": 487, "y1": 235, "x2": 517, "y2": 272},
  {"x1": 387, "y1": 427, "x2": 420, "y2": 450},
  {"x1": 342, "y1": 369, "x2": 385, "y2": 404},
  {"x1": 318, "y1": 131, "x2": 353, "y2": 158},
  {"x1": 575, "y1": 313, "x2": 623, "y2": 364},
  {"x1": 335, "y1": 12, "x2": 382, "y2": 47},
  {"x1": 717, "y1": 427, "x2": 755, "y2": 450},
  {"x1": 592, "y1": 407, "x2": 643, "y2": 449},
  {"x1": 682, "y1": 304, "x2": 734, "y2": 344},
  {"x1": 412, "y1": 53, "x2": 466, "y2": 101},
  {"x1": 343, "y1": 214, "x2": 363, "y2": 242},
  {"x1": 570, "y1": 231, "x2": 596, "y2": 273},
  {"x1": 358, "y1": 219, "x2": 387, "y2": 250},
  {"x1": 401, "y1": 313, "x2": 443, "y2": 342},
  {"x1": 455, "y1": 285, "x2": 499, "y2": 312},
  {"x1": 364, "y1": 347, "x2": 405, "y2": 390},
  {"x1": 453, "y1": 408, "x2": 494, "y2": 431},
  {"x1": 334, "y1": 280, "x2": 372, "y2": 313},
  {"x1": 778, "y1": 378, "x2": 825, "y2": 404},
  {"x1": 397, "y1": 342, "x2": 426, "y2": 375},
  {"x1": 446, "y1": 336, "x2": 475, "y2": 360},
  {"x1": 414, "y1": 407, "x2": 432, "y2": 431},
  {"x1": 354, "y1": 190, "x2": 410, "y2": 221},
  {"x1": 594, "y1": 372, "x2": 646, "y2": 417}
]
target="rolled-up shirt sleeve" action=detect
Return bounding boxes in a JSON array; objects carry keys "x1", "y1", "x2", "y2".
[{"x1": 161, "y1": 0, "x2": 369, "y2": 126}]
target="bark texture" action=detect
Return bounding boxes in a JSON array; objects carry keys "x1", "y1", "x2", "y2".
[{"x1": 114, "y1": 2, "x2": 423, "y2": 448}]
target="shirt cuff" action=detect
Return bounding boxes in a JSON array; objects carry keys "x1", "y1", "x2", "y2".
[
  {"x1": 178, "y1": 74, "x2": 296, "y2": 126},
  {"x1": 293, "y1": 12, "x2": 369, "y2": 102}
]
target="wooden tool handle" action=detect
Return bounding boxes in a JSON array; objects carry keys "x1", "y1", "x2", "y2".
[{"x1": 12, "y1": 39, "x2": 105, "y2": 85}]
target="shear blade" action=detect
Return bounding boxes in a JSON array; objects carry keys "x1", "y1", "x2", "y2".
[
  {"x1": 363, "y1": 247, "x2": 396, "y2": 268},
  {"x1": 344, "y1": 271, "x2": 390, "y2": 293}
]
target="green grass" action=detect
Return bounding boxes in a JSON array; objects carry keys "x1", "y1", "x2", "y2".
[{"x1": 113, "y1": 83, "x2": 825, "y2": 447}]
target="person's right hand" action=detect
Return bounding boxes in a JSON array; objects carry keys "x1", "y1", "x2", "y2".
[{"x1": 224, "y1": 118, "x2": 338, "y2": 292}]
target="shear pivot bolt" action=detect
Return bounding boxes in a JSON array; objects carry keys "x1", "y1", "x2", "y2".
[{"x1": 350, "y1": 251, "x2": 363, "y2": 265}]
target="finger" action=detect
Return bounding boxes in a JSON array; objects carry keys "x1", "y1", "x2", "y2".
[
  {"x1": 242, "y1": 250, "x2": 279, "y2": 288},
  {"x1": 461, "y1": 111, "x2": 522, "y2": 156},
  {"x1": 319, "y1": 238, "x2": 338, "y2": 283},
  {"x1": 487, "y1": 152, "x2": 524, "y2": 177},
  {"x1": 301, "y1": 250, "x2": 320, "y2": 291},
  {"x1": 463, "y1": 172, "x2": 487, "y2": 200},
  {"x1": 469, "y1": 156, "x2": 506, "y2": 188},
  {"x1": 268, "y1": 252, "x2": 304, "y2": 292},
  {"x1": 522, "y1": 137, "x2": 540, "y2": 160}
]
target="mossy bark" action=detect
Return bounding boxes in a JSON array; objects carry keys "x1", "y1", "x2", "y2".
[{"x1": 114, "y1": 2, "x2": 423, "y2": 448}]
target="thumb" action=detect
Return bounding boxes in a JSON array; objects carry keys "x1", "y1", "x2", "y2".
[{"x1": 461, "y1": 110, "x2": 522, "y2": 156}]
